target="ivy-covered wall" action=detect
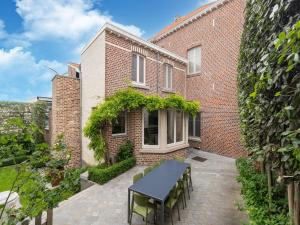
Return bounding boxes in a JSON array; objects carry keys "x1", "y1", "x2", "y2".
[{"x1": 238, "y1": 0, "x2": 300, "y2": 170}]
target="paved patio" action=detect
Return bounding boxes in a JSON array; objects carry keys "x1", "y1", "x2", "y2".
[{"x1": 54, "y1": 149, "x2": 246, "y2": 225}]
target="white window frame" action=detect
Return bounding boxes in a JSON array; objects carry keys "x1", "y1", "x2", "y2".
[
  {"x1": 188, "y1": 47, "x2": 201, "y2": 75},
  {"x1": 167, "y1": 110, "x2": 184, "y2": 146},
  {"x1": 188, "y1": 112, "x2": 201, "y2": 140},
  {"x1": 112, "y1": 112, "x2": 127, "y2": 136},
  {"x1": 164, "y1": 64, "x2": 172, "y2": 90},
  {"x1": 142, "y1": 109, "x2": 160, "y2": 149},
  {"x1": 132, "y1": 53, "x2": 146, "y2": 85}
]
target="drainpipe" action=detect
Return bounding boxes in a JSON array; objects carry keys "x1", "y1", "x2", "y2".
[{"x1": 156, "y1": 52, "x2": 160, "y2": 94}]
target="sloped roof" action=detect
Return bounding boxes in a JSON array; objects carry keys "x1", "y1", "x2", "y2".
[{"x1": 151, "y1": 0, "x2": 232, "y2": 42}]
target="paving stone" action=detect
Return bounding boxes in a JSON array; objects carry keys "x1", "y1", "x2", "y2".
[{"x1": 54, "y1": 150, "x2": 247, "y2": 225}]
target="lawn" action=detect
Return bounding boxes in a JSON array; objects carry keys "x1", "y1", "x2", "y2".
[{"x1": 0, "y1": 166, "x2": 17, "y2": 192}]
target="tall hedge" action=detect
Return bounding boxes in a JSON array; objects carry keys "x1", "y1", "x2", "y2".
[{"x1": 238, "y1": 0, "x2": 300, "y2": 173}]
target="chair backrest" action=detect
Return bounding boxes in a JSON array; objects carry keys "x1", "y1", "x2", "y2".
[
  {"x1": 133, "y1": 173, "x2": 143, "y2": 183},
  {"x1": 144, "y1": 167, "x2": 152, "y2": 176},
  {"x1": 134, "y1": 193, "x2": 149, "y2": 207}
]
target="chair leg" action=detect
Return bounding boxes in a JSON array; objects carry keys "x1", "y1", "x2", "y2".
[
  {"x1": 177, "y1": 204, "x2": 180, "y2": 221},
  {"x1": 129, "y1": 210, "x2": 133, "y2": 225},
  {"x1": 186, "y1": 180, "x2": 190, "y2": 200},
  {"x1": 170, "y1": 208, "x2": 173, "y2": 225},
  {"x1": 190, "y1": 175, "x2": 193, "y2": 191},
  {"x1": 145, "y1": 214, "x2": 148, "y2": 225}
]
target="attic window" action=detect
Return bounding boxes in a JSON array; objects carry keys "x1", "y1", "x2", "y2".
[{"x1": 75, "y1": 71, "x2": 80, "y2": 79}]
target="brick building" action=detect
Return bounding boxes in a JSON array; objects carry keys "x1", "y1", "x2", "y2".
[{"x1": 51, "y1": 0, "x2": 247, "y2": 166}]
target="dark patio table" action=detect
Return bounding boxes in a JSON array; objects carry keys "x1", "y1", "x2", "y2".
[{"x1": 128, "y1": 160, "x2": 190, "y2": 225}]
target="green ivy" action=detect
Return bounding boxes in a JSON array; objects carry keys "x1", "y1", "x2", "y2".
[
  {"x1": 84, "y1": 88, "x2": 200, "y2": 161},
  {"x1": 238, "y1": 0, "x2": 300, "y2": 173},
  {"x1": 236, "y1": 158, "x2": 289, "y2": 225}
]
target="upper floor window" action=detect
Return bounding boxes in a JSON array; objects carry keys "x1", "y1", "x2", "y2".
[
  {"x1": 132, "y1": 53, "x2": 145, "y2": 84},
  {"x1": 164, "y1": 64, "x2": 172, "y2": 89},
  {"x1": 189, "y1": 112, "x2": 201, "y2": 139},
  {"x1": 188, "y1": 47, "x2": 201, "y2": 74},
  {"x1": 112, "y1": 112, "x2": 126, "y2": 135}
]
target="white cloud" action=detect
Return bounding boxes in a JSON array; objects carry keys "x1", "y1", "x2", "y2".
[
  {"x1": 0, "y1": 47, "x2": 65, "y2": 101},
  {"x1": 16, "y1": 0, "x2": 144, "y2": 41},
  {"x1": 198, "y1": 0, "x2": 217, "y2": 6},
  {"x1": 0, "y1": 20, "x2": 7, "y2": 39}
]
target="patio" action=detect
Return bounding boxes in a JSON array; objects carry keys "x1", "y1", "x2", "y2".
[{"x1": 53, "y1": 149, "x2": 247, "y2": 225}]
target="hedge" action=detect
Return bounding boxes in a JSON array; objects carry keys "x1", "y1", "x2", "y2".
[
  {"x1": 0, "y1": 155, "x2": 28, "y2": 167},
  {"x1": 236, "y1": 158, "x2": 289, "y2": 225},
  {"x1": 88, "y1": 157, "x2": 136, "y2": 184}
]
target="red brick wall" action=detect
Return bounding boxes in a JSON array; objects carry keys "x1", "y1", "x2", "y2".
[
  {"x1": 104, "y1": 32, "x2": 187, "y2": 164},
  {"x1": 51, "y1": 74, "x2": 81, "y2": 167},
  {"x1": 152, "y1": 0, "x2": 247, "y2": 158}
]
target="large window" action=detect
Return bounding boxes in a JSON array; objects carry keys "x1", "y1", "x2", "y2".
[
  {"x1": 189, "y1": 112, "x2": 201, "y2": 138},
  {"x1": 112, "y1": 112, "x2": 126, "y2": 135},
  {"x1": 167, "y1": 110, "x2": 183, "y2": 144},
  {"x1": 188, "y1": 47, "x2": 201, "y2": 74},
  {"x1": 132, "y1": 53, "x2": 145, "y2": 84},
  {"x1": 164, "y1": 64, "x2": 172, "y2": 89},
  {"x1": 143, "y1": 110, "x2": 159, "y2": 146}
]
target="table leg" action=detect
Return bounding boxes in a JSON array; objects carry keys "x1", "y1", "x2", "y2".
[
  {"x1": 128, "y1": 189, "x2": 130, "y2": 223},
  {"x1": 160, "y1": 200, "x2": 164, "y2": 225}
]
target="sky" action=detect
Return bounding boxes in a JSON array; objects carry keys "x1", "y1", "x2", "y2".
[{"x1": 0, "y1": 0, "x2": 215, "y2": 102}]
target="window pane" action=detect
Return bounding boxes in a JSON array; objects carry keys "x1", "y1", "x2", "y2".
[
  {"x1": 144, "y1": 110, "x2": 158, "y2": 145},
  {"x1": 188, "y1": 115, "x2": 194, "y2": 137},
  {"x1": 195, "y1": 47, "x2": 201, "y2": 72},
  {"x1": 168, "y1": 66, "x2": 172, "y2": 89},
  {"x1": 112, "y1": 112, "x2": 126, "y2": 134},
  {"x1": 167, "y1": 110, "x2": 175, "y2": 144},
  {"x1": 132, "y1": 54, "x2": 137, "y2": 82},
  {"x1": 139, "y1": 56, "x2": 144, "y2": 83},
  {"x1": 164, "y1": 65, "x2": 168, "y2": 88},
  {"x1": 176, "y1": 111, "x2": 183, "y2": 142},
  {"x1": 195, "y1": 112, "x2": 201, "y2": 137},
  {"x1": 188, "y1": 49, "x2": 194, "y2": 74}
]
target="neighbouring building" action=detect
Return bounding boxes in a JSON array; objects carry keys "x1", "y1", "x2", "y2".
[{"x1": 51, "y1": 0, "x2": 247, "y2": 166}]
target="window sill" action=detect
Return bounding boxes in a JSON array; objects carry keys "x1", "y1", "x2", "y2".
[
  {"x1": 140, "y1": 143, "x2": 189, "y2": 154},
  {"x1": 189, "y1": 137, "x2": 201, "y2": 142},
  {"x1": 187, "y1": 72, "x2": 202, "y2": 77},
  {"x1": 112, "y1": 133, "x2": 127, "y2": 138},
  {"x1": 162, "y1": 88, "x2": 176, "y2": 94},
  {"x1": 131, "y1": 83, "x2": 150, "y2": 90}
]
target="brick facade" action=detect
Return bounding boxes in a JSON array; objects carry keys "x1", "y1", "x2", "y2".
[
  {"x1": 152, "y1": 0, "x2": 247, "y2": 158},
  {"x1": 51, "y1": 67, "x2": 81, "y2": 168},
  {"x1": 103, "y1": 32, "x2": 188, "y2": 165}
]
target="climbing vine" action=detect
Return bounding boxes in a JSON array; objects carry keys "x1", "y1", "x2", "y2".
[{"x1": 83, "y1": 88, "x2": 200, "y2": 161}]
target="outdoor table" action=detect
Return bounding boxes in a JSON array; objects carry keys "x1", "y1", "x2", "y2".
[{"x1": 128, "y1": 160, "x2": 190, "y2": 225}]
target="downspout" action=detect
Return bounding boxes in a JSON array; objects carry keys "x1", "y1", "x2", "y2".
[
  {"x1": 156, "y1": 52, "x2": 160, "y2": 94},
  {"x1": 79, "y1": 65, "x2": 83, "y2": 167}
]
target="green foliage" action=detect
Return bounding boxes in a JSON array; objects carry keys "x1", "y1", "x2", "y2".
[
  {"x1": 116, "y1": 140, "x2": 134, "y2": 162},
  {"x1": 0, "y1": 155, "x2": 28, "y2": 167},
  {"x1": 31, "y1": 101, "x2": 47, "y2": 144},
  {"x1": 88, "y1": 157, "x2": 136, "y2": 184},
  {"x1": 238, "y1": 0, "x2": 300, "y2": 172},
  {"x1": 0, "y1": 166, "x2": 17, "y2": 192},
  {"x1": 84, "y1": 88, "x2": 200, "y2": 161},
  {"x1": 0, "y1": 117, "x2": 39, "y2": 162},
  {"x1": 236, "y1": 158, "x2": 290, "y2": 225}
]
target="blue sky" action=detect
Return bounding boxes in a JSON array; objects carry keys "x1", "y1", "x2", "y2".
[{"x1": 0, "y1": 0, "x2": 214, "y2": 102}]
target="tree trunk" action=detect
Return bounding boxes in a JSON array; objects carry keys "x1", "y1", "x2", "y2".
[
  {"x1": 266, "y1": 163, "x2": 272, "y2": 209},
  {"x1": 294, "y1": 181, "x2": 299, "y2": 225},
  {"x1": 288, "y1": 182, "x2": 294, "y2": 224}
]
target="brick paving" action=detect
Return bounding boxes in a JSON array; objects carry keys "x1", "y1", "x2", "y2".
[{"x1": 54, "y1": 149, "x2": 247, "y2": 225}]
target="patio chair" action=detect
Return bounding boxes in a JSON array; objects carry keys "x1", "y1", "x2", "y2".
[
  {"x1": 177, "y1": 178, "x2": 187, "y2": 209},
  {"x1": 144, "y1": 167, "x2": 152, "y2": 176},
  {"x1": 129, "y1": 193, "x2": 156, "y2": 225},
  {"x1": 165, "y1": 187, "x2": 180, "y2": 225},
  {"x1": 133, "y1": 173, "x2": 143, "y2": 183}
]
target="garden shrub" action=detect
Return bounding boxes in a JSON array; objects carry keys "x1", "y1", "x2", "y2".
[
  {"x1": 236, "y1": 158, "x2": 289, "y2": 225},
  {"x1": 116, "y1": 140, "x2": 134, "y2": 162},
  {"x1": 88, "y1": 157, "x2": 136, "y2": 184}
]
